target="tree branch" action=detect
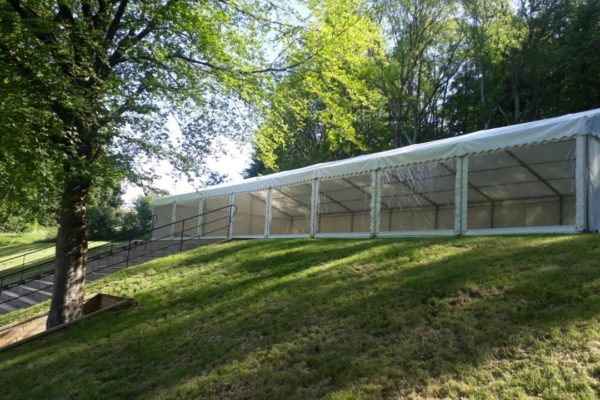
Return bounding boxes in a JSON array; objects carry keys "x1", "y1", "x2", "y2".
[
  {"x1": 105, "y1": 0, "x2": 129, "y2": 42},
  {"x1": 170, "y1": 53, "x2": 311, "y2": 75}
]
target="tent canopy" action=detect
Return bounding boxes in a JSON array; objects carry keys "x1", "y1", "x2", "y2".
[{"x1": 155, "y1": 109, "x2": 600, "y2": 206}]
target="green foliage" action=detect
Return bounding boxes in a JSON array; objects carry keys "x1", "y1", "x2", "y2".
[
  {"x1": 445, "y1": 0, "x2": 600, "y2": 132},
  {"x1": 87, "y1": 188, "x2": 162, "y2": 240},
  {"x1": 2, "y1": 235, "x2": 600, "y2": 398},
  {"x1": 0, "y1": 0, "x2": 290, "y2": 227},
  {"x1": 87, "y1": 184, "x2": 126, "y2": 238},
  {"x1": 252, "y1": 0, "x2": 600, "y2": 172},
  {"x1": 255, "y1": 0, "x2": 388, "y2": 171}
]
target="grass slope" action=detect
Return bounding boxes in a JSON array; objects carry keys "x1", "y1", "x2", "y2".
[
  {"x1": 0, "y1": 230, "x2": 108, "y2": 281},
  {"x1": 1, "y1": 235, "x2": 600, "y2": 399},
  {"x1": 0, "y1": 228, "x2": 56, "y2": 270}
]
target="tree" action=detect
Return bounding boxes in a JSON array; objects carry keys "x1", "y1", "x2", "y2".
[
  {"x1": 254, "y1": 0, "x2": 387, "y2": 172},
  {"x1": 445, "y1": 0, "x2": 600, "y2": 133},
  {"x1": 375, "y1": 0, "x2": 466, "y2": 145},
  {"x1": 252, "y1": 0, "x2": 600, "y2": 175},
  {"x1": 0, "y1": 0, "x2": 293, "y2": 328},
  {"x1": 87, "y1": 182, "x2": 126, "y2": 239}
]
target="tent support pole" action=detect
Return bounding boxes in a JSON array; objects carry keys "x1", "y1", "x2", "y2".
[
  {"x1": 454, "y1": 157, "x2": 468, "y2": 235},
  {"x1": 576, "y1": 135, "x2": 588, "y2": 232},
  {"x1": 559, "y1": 196, "x2": 563, "y2": 226},
  {"x1": 370, "y1": 169, "x2": 381, "y2": 237},
  {"x1": 197, "y1": 197, "x2": 204, "y2": 238},
  {"x1": 150, "y1": 205, "x2": 156, "y2": 239},
  {"x1": 170, "y1": 201, "x2": 177, "y2": 239},
  {"x1": 265, "y1": 188, "x2": 272, "y2": 238},
  {"x1": 310, "y1": 179, "x2": 319, "y2": 237},
  {"x1": 227, "y1": 194, "x2": 234, "y2": 239}
]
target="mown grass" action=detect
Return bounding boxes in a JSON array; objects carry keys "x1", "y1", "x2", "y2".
[
  {"x1": 0, "y1": 228, "x2": 111, "y2": 272},
  {"x1": 1, "y1": 235, "x2": 600, "y2": 399},
  {"x1": 0, "y1": 227, "x2": 56, "y2": 270}
]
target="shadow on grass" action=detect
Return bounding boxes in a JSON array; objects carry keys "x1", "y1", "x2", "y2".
[{"x1": 1, "y1": 235, "x2": 600, "y2": 399}]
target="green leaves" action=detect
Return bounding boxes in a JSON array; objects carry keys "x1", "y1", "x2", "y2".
[
  {"x1": 255, "y1": 0, "x2": 386, "y2": 171},
  {"x1": 252, "y1": 0, "x2": 600, "y2": 175},
  {"x1": 0, "y1": 0, "x2": 285, "y2": 213}
]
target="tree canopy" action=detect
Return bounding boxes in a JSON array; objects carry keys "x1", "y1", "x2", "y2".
[{"x1": 249, "y1": 0, "x2": 600, "y2": 175}]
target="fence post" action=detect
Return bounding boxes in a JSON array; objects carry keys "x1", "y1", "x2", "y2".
[{"x1": 125, "y1": 239, "x2": 131, "y2": 268}]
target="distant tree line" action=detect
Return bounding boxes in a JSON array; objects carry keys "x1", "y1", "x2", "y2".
[
  {"x1": 86, "y1": 186, "x2": 161, "y2": 241},
  {"x1": 247, "y1": 0, "x2": 600, "y2": 175}
]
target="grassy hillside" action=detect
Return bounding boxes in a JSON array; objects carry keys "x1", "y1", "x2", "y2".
[
  {"x1": 1, "y1": 235, "x2": 600, "y2": 399},
  {"x1": 0, "y1": 227, "x2": 56, "y2": 270},
  {"x1": 0, "y1": 228, "x2": 107, "y2": 279}
]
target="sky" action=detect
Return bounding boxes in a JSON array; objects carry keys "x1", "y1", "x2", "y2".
[{"x1": 123, "y1": 117, "x2": 253, "y2": 206}]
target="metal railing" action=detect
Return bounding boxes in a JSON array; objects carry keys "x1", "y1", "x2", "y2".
[
  {"x1": 0, "y1": 215, "x2": 159, "y2": 276},
  {"x1": 0, "y1": 205, "x2": 237, "y2": 308}
]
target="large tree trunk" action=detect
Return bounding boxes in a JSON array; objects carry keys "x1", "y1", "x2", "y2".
[{"x1": 47, "y1": 172, "x2": 92, "y2": 329}]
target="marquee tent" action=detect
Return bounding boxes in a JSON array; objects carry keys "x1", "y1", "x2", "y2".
[{"x1": 152, "y1": 109, "x2": 600, "y2": 239}]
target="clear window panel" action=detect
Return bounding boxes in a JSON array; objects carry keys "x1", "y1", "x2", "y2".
[
  {"x1": 380, "y1": 162, "x2": 455, "y2": 231},
  {"x1": 467, "y1": 139, "x2": 576, "y2": 229},
  {"x1": 233, "y1": 192, "x2": 267, "y2": 236},
  {"x1": 318, "y1": 174, "x2": 371, "y2": 233},
  {"x1": 202, "y1": 196, "x2": 231, "y2": 237},
  {"x1": 270, "y1": 184, "x2": 312, "y2": 235},
  {"x1": 174, "y1": 200, "x2": 201, "y2": 238},
  {"x1": 152, "y1": 203, "x2": 174, "y2": 239}
]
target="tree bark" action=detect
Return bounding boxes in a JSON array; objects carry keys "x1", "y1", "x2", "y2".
[{"x1": 47, "y1": 170, "x2": 92, "y2": 329}]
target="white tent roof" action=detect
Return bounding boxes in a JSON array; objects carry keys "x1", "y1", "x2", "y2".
[{"x1": 155, "y1": 109, "x2": 600, "y2": 205}]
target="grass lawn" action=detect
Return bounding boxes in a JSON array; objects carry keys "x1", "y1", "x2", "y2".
[
  {"x1": 0, "y1": 228, "x2": 110, "y2": 283},
  {"x1": 1, "y1": 235, "x2": 600, "y2": 399},
  {"x1": 0, "y1": 227, "x2": 56, "y2": 270}
]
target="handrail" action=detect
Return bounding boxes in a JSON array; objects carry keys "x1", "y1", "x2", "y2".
[
  {"x1": 0, "y1": 205, "x2": 237, "y2": 304},
  {"x1": 0, "y1": 215, "x2": 160, "y2": 267}
]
